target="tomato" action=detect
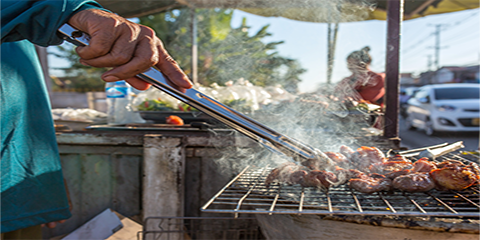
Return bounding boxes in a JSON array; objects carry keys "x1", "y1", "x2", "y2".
[{"x1": 166, "y1": 115, "x2": 184, "y2": 125}]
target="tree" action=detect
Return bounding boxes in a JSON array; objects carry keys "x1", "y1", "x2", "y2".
[
  {"x1": 51, "y1": 8, "x2": 306, "y2": 93},
  {"x1": 49, "y1": 45, "x2": 106, "y2": 92},
  {"x1": 139, "y1": 8, "x2": 306, "y2": 92}
]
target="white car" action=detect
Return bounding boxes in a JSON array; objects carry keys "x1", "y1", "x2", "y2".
[{"x1": 405, "y1": 83, "x2": 480, "y2": 136}]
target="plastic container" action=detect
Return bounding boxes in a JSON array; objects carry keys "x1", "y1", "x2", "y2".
[{"x1": 105, "y1": 80, "x2": 130, "y2": 124}]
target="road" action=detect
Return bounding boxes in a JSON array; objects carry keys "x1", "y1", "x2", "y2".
[{"x1": 398, "y1": 116, "x2": 479, "y2": 151}]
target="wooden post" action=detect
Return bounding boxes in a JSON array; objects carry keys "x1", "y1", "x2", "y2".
[
  {"x1": 35, "y1": 45, "x2": 52, "y2": 94},
  {"x1": 383, "y1": 0, "x2": 403, "y2": 139},
  {"x1": 143, "y1": 135, "x2": 185, "y2": 240}
]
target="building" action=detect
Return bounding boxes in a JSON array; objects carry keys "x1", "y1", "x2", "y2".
[{"x1": 419, "y1": 65, "x2": 479, "y2": 84}]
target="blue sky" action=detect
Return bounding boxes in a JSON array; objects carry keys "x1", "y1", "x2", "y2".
[{"x1": 48, "y1": 8, "x2": 479, "y2": 93}]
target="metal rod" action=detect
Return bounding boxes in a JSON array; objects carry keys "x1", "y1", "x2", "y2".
[
  {"x1": 326, "y1": 191, "x2": 333, "y2": 212},
  {"x1": 379, "y1": 192, "x2": 397, "y2": 213},
  {"x1": 299, "y1": 188, "x2": 305, "y2": 213},
  {"x1": 398, "y1": 142, "x2": 449, "y2": 155},
  {"x1": 453, "y1": 192, "x2": 480, "y2": 208},
  {"x1": 268, "y1": 193, "x2": 280, "y2": 215},
  {"x1": 427, "y1": 192, "x2": 459, "y2": 214},
  {"x1": 234, "y1": 167, "x2": 266, "y2": 217},
  {"x1": 404, "y1": 193, "x2": 427, "y2": 214},
  {"x1": 201, "y1": 165, "x2": 251, "y2": 210},
  {"x1": 351, "y1": 190, "x2": 364, "y2": 213}
]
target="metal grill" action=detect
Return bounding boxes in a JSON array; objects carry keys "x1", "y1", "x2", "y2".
[
  {"x1": 141, "y1": 217, "x2": 263, "y2": 240},
  {"x1": 201, "y1": 148, "x2": 480, "y2": 218}
]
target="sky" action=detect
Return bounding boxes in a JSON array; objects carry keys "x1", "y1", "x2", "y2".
[{"x1": 48, "y1": 8, "x2": 479, "y2": 93}]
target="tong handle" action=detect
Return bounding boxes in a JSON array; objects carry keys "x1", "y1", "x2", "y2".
[{"x1": 57, "y1": 24, "x2": 319, "y2": 162}]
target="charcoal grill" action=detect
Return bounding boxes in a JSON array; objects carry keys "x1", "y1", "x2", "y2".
[{"x1": 201, "y1": 146, "x2": 480, "y2": 219}]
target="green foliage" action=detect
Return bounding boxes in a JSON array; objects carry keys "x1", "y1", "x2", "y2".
[
  {"x1": 49, "y1": 45, "x2": 106, "y2": 92},
  {"x1": 139, "y1": 8, "x2": 306, "y2": 92}
]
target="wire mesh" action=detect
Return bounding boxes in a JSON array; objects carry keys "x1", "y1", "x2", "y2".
[
  {"x1": 141, "y1": 217, "x2": 263, "y2": 240},
  {"x1": 201, "y1": 148, "x2": 480, "y2": 218}
]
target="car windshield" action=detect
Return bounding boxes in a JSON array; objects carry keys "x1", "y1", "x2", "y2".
[{"x1": 434, "y1": 87, "x2": 480, "y2": 100}]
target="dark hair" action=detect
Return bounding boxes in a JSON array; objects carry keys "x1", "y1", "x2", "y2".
[{"x1": 347, "y1": 46, "x2": 372, "y2": 65}]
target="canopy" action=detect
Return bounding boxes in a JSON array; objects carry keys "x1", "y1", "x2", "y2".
[{"x1": 98, "y1": 0, "x2": 479, "y2": 21}]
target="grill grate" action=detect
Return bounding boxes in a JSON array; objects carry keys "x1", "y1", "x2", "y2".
[
  {"x1": 141, "y1": 217, "x2": 262, "y2": 240},
  {"x1": 201, "y1": 149, "x2": 480, "y2": 218}
]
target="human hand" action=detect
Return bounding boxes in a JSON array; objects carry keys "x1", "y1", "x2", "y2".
[
  {"x1": 67, "y1": 9, "x2": 192, "y2": 91},
  {"x1": 42, "y1": 220, "x2": 66, "y2": 229}
]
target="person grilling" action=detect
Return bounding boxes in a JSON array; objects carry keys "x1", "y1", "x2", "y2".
[
  {"x1": 335, "y1": 46, "x2": 385, "y2": 106},
  {"x1": 1, "y1": 0, "x2": 192, "y2": 238}
]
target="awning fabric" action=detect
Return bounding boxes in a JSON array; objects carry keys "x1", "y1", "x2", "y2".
[{"x1": 97, "y1": 0, "x2": 479, "y2": 22}]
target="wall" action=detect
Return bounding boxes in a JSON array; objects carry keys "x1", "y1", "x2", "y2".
[
  {"x1": 46, "y1": 131, "x2": 261, "y2": 239},
  {"x1": 50, "y1": 92, "x2": 107, "y2": 112}
]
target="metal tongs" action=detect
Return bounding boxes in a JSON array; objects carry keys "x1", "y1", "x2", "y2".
[{"x1": 57, "y1": 24, "x2": 324, "y2": 163}]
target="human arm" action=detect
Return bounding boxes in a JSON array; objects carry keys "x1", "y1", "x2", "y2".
[{"x1": 1, "y1": 0, "x2": 102, "y2": 46}]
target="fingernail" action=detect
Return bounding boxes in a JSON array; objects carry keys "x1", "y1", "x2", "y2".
[
  {"x1": 104, "y1": 76, "x2": 120, "y2": 82},
  {"x1": 80, "y1": 60, "x2": 90, "y2": 67}
]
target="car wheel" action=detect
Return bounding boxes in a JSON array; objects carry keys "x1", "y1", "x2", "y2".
[
  {"x1": 405, "y1": 114, "x2": 416, "y2": 130},
  {"x1": 425, "y1": 118, "x2": 436, "y2": 136}
]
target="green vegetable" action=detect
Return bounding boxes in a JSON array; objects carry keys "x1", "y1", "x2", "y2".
[{"x1": 137, "y1": 98, "x2": 174, "y2": 111}]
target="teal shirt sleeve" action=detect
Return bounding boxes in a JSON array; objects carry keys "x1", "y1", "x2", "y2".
[{"x1": 1, "y1": 0, "x2": 104, "y2": 46}]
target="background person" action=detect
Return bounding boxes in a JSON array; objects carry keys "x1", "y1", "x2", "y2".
[{"x1": 335, "y1": 46, "x2": 385, "y2": 106}]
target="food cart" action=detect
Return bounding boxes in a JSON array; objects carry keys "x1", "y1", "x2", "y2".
[{"x1": 45, "y1": 1, "x2": 480, "y2": 239}]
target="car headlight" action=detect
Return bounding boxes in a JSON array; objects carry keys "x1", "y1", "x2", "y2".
[
  {"x1": 437, "y1": 117, "x2": 456, "y2": 126},
  {"x1": 436, "y1": 105, "x2": 456, "y2": 111}
]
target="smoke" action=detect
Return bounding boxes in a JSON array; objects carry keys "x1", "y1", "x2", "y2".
[{"x1": 192, "y1": 0, "x2": 383, "y2": 173}]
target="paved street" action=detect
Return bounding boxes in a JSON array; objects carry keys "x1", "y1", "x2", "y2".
[{"x1": 398, "y1": 116, "x2": 479, "y2": 151}]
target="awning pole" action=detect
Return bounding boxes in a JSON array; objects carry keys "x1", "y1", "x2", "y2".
[
  {"x1": 326, "y1": 23, "x2": 339, "y2": 84},
  {"x1": 191, "y1": 8, "x2": 198, "y2": 85},
  {"x1": 383, "y1": 0, "x2": 404, "y2": 139}
]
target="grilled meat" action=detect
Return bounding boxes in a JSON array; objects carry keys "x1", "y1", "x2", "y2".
[
  {"x1": 349, "y1": 173, "x2": 392, "y2": 193},
  {"x1": 265, "y1": 162, "x2": 298, "y2": 187},
  {"x1": 339, "y1": 145, "x2": 355, "y2": 159},
  {"x1": 385, "y1": 154, "x2": 412, "y2": 163},
  {"x1": 288, "y1": 170, "x2": 308, "y2": 185},
  {"x1": 436, "y1": 160, "x2": 465, "y2": 168},
  {"x1": 302, "y1": 170, "x2": 338, "y2": 189},
  {"x1": 392, "y1": 172, "x2": 436, "y2": 192},
  {"x1": 430, "y1": 165, "x2": 478, "y2": 191},
  {"x1": 369, "y1": 161, "x2": 412, "y2": 179},
  {"x1": 350, "y1": 146, "x2": 386, "y2": 172},
  {"x1": 324, "y1": 152, "x2": 349, "y2": 168},
  {"x1": 411, "y1": 158, "x2": 437, "y2": 173},
  {"x1": 266, "y1": 147, "x2": 478, "y2": 193},
  {"x1": 301, "y1": 151, "x2": 337, "y2": 171}
]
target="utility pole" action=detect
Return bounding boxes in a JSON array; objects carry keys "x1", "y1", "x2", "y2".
[
  {"x1": 429, "y1": 24, "x2": 448, "y2": 70},
  {"x1": 428, "y1": 24, "x2": 448, "y2": 84},
  {"x1": 427, "y1": 55, "x2": 432, "y2": 71}
]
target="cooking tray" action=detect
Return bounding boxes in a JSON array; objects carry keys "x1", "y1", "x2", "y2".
[
  {"x1": 201, "y1": 147, "x2": 480, "y2": 218},
  {"x1": 138, "y1": 111, "x2": 217, "y2": 124}
]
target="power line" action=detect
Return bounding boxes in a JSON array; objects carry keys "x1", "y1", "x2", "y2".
[{"x1": 401, "y1": 10, "x2": 479, "y2": 58}]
